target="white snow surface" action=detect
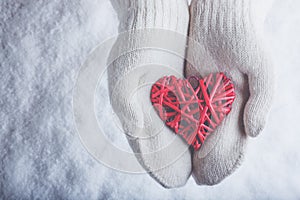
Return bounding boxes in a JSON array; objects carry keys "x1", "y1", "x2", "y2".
[{"x1": 1, "y1": 0, "x2": 300, "y2": 199}]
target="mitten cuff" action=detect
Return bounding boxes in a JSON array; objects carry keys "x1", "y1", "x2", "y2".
[{"x1": 113, "y1": 0, "x2": 189, "y2": 33}]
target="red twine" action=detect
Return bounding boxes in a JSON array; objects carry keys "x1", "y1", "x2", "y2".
[{"x1": 150, "y1": 73, "x2": 235, "y2": 151}]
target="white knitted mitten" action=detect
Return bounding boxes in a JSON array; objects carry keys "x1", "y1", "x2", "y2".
[
  {"x1": 186, "y1": 0, "x2": 274, "y2": 185},
  {"x1": 108, "y1": 0, "x2": 191, "y2": 188}
]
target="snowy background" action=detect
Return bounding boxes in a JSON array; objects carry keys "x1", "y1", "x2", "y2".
[{"x1": 1, "y1": 0, "x2": 300, "y2": 199}]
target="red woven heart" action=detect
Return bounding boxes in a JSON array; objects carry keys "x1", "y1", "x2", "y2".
[{"x1": 150, "y1": 73, "x2": 235, "y2": 151}]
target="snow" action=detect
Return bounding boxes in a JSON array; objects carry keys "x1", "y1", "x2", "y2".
[{"x1": 1, "y1": 0, "x2": 300, "y2": 199}]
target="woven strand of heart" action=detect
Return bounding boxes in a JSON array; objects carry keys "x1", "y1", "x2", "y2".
[{"x1": 150, "y1": 73, "x2": 236, "y2": 150}]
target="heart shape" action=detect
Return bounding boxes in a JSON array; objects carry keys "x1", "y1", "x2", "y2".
[{"x1": 150, "y1": 73, "x2": 235, "y2": 151}]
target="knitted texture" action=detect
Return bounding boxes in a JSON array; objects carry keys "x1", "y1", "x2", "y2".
[
  {"x1": 108, "y1": 0, "x2": 191, "y2": 188},
  {"x1": 186, "y1": 0, "x2": 274, "y2": 185},
  {"x1": 109, "y1": 0, "x2": 274, "y2": 187}
]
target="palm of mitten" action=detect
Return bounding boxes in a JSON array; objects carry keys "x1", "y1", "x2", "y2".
[
  {"x1": 108, "y1": 0, "x2": 193, "y2": 188},
  {"x1": 186, "y1": 0, "x2": 274, "y2": 185}
]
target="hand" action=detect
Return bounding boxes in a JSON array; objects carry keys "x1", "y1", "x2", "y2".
[
  {"x1": 108, "y1": 0, "x2": 274, "y2": 188},
  {"x1": 186, "y1": 0, "x2": 274, "y2": 185},
  {"x1": 108, "y1": 0, "x2": 192, "y2": 188}
]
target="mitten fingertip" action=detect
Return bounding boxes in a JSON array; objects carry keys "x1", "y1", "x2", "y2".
[{"x1": 244, "y1": 115, "x2": 265, "y2": 137}]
